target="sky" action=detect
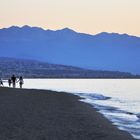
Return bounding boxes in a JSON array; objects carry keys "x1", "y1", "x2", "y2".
[{"x1": 0, "y1": 0, "x2": 140, "y2": 36}]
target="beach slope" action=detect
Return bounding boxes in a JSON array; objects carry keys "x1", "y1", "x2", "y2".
[{"x1": 0, "y1": 87, "x2": 134, "y2": 140}]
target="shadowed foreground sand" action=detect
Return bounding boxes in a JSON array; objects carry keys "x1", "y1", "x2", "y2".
[{"x1": 0, "y1": 87, "x2": 135, "y2": 140}]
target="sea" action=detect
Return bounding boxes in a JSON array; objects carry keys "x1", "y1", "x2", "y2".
[{"x1": 5, "y1": 79, "x2": 140, "y2": 139}]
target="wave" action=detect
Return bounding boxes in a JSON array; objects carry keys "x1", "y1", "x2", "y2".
[
  {"x1": 75, "y1": 92, "x2": 140, "y2": 139},
  {"x1": 75, "y1": 93, "x2": 111, "y2": 100},
  {"x1": 136, "y1": 114, "x2": 140, "y2": 119}
]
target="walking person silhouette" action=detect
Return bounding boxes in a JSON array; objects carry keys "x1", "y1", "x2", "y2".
[
  {"x1": 11, "y1": 75, "x2": 17, "y2": 88},
  {"x1": 18, "y1": 76, "x2": 24, "y2": 88},
  {"x1": 8, "y1": 78, "x2": 12, "y2": 87},
  {"x1": 0, "y1": 78, "x2": 3, "y2": 87}
]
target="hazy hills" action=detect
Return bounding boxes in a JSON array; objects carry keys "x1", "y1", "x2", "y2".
[
  {"x1": 0, "y1": 57, "x2": 138, "y2": 78},
  {"x1": 0, "y1": 25, "x2": 140, "y2": 74}
]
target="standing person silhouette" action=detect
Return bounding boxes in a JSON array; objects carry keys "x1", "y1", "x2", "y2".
[
  {"x1": 18, "y1": 76, "x2": 24, "y2": 88},
  {"x1": 8, "y1": 78, "x2": 12, "y2": 87},
  {"x1": 11, "y1": 75, "x2": 17, "y2": 88},
  {"x1": 0, "y1": 78, "x2": 3, "y2": 87}
]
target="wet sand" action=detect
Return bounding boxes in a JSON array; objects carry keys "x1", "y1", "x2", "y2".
[{"x1": 0, "y1": 87, "x2": 135, "y2": 140}]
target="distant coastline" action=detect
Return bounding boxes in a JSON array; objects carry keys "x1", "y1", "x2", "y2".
[{"x1": 0, "y1": 57, "x2": 139, "y2": 79}]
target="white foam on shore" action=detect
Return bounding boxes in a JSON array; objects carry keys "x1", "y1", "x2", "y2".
[{"x1": 76, "y1": 93, "x2": 140, "y2": 139}]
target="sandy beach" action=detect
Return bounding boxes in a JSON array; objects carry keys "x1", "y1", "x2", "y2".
[{"x1": 0, "y1": 87, "x2": 135, "y2": 140}]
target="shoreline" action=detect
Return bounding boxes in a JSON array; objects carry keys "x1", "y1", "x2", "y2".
[{"x1": 0, "y1": 87, "x2": 135, "y2": 140}]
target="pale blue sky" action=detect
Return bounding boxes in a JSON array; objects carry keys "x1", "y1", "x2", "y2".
[{"x1": 0, "y1": 0, "x2": 140, "y2": 35}]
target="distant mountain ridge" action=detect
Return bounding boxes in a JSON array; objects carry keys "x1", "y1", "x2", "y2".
[
  {"x1": 0, "y1": 57, "x2": 138, "y2": 78},
  {"x1": 0, "y1": 25, "x2": 140, "y2": 74}
]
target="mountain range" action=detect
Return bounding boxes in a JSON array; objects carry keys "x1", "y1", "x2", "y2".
[{"x1": 0, "y1": 25, "x2": 140, "y2": 74}]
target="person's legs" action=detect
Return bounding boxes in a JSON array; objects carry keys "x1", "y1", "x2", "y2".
[
  {"x1": 20, "y1": 83, "x2": 22, "y2": 88},
  {"x1": 13, "y1": 82, "x2": 16, "y2": 88}
]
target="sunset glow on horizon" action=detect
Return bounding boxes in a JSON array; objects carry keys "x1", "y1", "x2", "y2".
[{"x1": 0, "y1": 0, "x2": 140, "y2": 36}]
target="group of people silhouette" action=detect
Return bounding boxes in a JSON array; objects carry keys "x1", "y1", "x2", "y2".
[{"x1": 0, "y1": 75, "x2": 24, "y2": 88}]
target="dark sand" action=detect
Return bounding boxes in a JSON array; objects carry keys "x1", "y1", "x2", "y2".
[{"x1": 0, "y1": 87, "x2": 135, "y2": 140}]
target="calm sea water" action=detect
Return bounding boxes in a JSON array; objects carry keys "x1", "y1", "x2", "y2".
[{"x1": 11, "y1": 79, "x2": 140, "y2": 139}]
